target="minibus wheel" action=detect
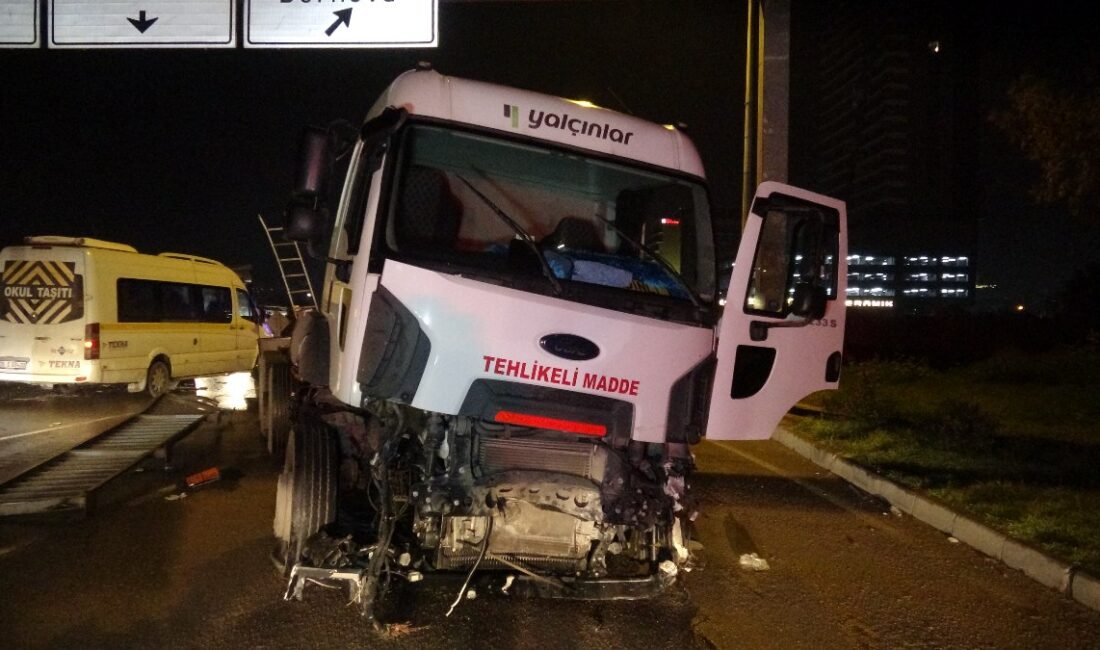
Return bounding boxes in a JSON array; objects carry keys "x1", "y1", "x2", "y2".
[{"x1": 146, "y1": 360, "x2": 172, "y2": 398}]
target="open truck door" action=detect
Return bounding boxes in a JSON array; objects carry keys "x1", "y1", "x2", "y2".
[{"x1": 706, "y1": 181, "x2": 847, "y2": 440}]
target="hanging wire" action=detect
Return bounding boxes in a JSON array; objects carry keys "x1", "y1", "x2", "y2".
[{"x1": 445, "y1": 518, "x2": 493, "y2": 617}]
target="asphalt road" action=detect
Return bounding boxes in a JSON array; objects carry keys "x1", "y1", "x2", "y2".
[{"x1": 1, "y1": 398, "x2": 1098, "y2": 648}]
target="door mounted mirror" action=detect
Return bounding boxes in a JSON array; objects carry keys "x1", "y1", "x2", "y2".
[
  {"x1": 790, "y1": 282, "x2": 827, "y2": 319},
  {"x1": 744, "y1": 193, "x2": 839, "y2": 341}
]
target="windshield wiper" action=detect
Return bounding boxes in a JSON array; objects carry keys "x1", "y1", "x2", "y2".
[
  {"x1": 588, "y1": 211, "x2": 705, "y2": 310},
  {"x1": 454, "y1": 174, "x2": 563, "y2": 296}
]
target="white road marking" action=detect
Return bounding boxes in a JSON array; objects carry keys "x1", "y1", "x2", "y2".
[
  {"x1": 0, "y1": 414, "x2": 131, "y2": 442},
  {"x1": 709, "y1": 440, "x2": 902, "y2": 533}
]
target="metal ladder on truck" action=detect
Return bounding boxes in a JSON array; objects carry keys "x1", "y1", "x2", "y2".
[
  {"x1": 256, "y1": 214, "x2": 310, "y2": 457},
  {"x1": 258, "y1": 214, "x2": 318, "y2": 314}
]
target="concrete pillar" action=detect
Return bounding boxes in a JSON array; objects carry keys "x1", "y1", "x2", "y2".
[
  {"x1": 759, "y1": 0, "x2": 789, "y2": 185},
  {"x1": 742, "y1": 0, "x2": 790, "y2": 226}
]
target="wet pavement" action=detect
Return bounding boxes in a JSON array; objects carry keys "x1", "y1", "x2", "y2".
[{"x1": 0, "y1": 390, "x2": 1098, "y2": 648}]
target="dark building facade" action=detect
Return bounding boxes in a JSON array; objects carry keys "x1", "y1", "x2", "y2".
[{"x1": 789, "y1": 1, "x2": 980, "y2": 260}]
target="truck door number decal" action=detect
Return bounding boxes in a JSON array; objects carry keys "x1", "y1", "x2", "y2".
[{"x1": 1, "y1": 261, "x2": 85, "y2": 325}]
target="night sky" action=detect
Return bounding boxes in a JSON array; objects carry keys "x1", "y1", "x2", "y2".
[
  {"x1": 1, "y1": 0, "x2": 1097, "y2": 306},
  {"x1": 1, "y1": 1, "x2": 743, "y2": 294}
]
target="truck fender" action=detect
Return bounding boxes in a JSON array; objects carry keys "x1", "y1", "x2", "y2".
[{"x1": 289, "y1": 310, "x2": 330, "y2": 386}]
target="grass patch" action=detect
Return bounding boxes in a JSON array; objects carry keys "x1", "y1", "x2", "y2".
[{"x1": 796, "y1": 343, "x2": 1100, "y2": 575}]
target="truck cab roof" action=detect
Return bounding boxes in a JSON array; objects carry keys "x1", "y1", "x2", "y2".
[{"x1": 367, "y1": 69, "x2": 707, "y2": 179}]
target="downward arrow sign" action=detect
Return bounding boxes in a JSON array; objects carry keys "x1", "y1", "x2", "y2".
[
  {"x1": 325, "y1": 8, "x2": 353, "y2": 37},
  {"x1": 127, "y1": 10, "x2": 158, "y2": 34}
]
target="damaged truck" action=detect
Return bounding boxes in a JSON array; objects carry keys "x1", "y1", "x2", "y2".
[{"x1": 259, "y1": 67, "x2": 847, "y2": 620}]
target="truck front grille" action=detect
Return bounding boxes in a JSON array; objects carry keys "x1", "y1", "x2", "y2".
[{"x1": 477, "y1": 437, "x2": 605, "y2": 480}]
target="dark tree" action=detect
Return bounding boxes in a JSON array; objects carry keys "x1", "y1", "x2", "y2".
[
  {"x1": 1060, "y1": 262, "x2": 1100, "y2": 337},
  {"x1": 991, "y1": 75, "x2": 1100, "y2": 217}
]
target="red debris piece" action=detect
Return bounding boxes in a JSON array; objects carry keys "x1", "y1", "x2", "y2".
[{"x1": 185, "y1": 467, "x2": 221, "y2": 488}]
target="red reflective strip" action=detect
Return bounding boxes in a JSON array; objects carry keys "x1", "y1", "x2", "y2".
[
  {"x1": 493, "y1": 410, "x2": 606, "y2": 437},
  {"x1": 660, "y1": 217, "x2": 681, "y2": 225}
]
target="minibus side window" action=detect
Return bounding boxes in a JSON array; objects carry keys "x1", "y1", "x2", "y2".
[
  {"x1": 118, "y1": 279, "x2": 232, "y2": 323},
  {"x1": 236, "y1": 288, "x2": 257, "y2": 322},
  {"x1": 162, "y1": 283, "x2": 199, "y2": 321},
  {"x1": 118, "y1": 279, "x2": 160, "y2": 322},
  {"x1": 200, "y1": 287, "x2": 233, "y2": 324}
]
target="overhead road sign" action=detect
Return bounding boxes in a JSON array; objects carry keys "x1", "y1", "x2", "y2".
[
  {"x1": 245, "y1": 0, "x2": 437, "y2": 49},
  {"x1": 0, "y1": 0, "x2": 39, "y2": 48},
  {"x1": 49, "y1": 1, "x2": 235, "y2": 48}
]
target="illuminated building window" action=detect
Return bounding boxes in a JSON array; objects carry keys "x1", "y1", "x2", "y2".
[
  {"x1": 848, "y1": 252, "x2": 972, "y2": 304},
  {"x1": 846, "y1": 298, "x2": 895, "y2": 308}
]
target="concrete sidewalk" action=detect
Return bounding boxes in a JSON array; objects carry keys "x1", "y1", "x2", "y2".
[{"x1": 773, "y1": 423, "x2": 1100, "y2": 614}]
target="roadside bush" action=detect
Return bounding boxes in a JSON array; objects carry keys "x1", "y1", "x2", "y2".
[
  {"x1": 851, "y1": 357, "x2": 933, "y2": 385},
  {"x1": 823, "y1": 363, "x2": 903, "y2": 429},
  {"x1": 909, "y1": 398, "x2": 1000, "y2": 452},
  {"x1": 970, "y1": 343, "x2": 1100, "y2": 385}
]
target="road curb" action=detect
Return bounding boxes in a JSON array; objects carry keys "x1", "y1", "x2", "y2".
[
  {"x1": 772, "y1": 425, "x2": 1099, "y2": 614},
  {"x1": 1073, "y1": 573, "x2": 1100, "y2": 612}
]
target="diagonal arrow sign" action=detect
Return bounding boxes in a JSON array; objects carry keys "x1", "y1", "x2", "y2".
[
  {"x1": 127, "y1": 10, "x2": 159, "y2": 34},
  {"x1": 324, "y1": 8, "x2": 353, "y2": 37}
]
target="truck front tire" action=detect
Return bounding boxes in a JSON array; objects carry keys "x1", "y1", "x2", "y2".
[
  {"x1": 273, "y1": 418, "x2": 338, "y2": 575},
  {"x1": 265, "y1": 358, "x2": 293, "y2": 457}
]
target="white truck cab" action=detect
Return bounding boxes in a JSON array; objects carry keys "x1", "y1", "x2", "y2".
[{"x1": 267, "y1": 69, "x2": 846, "y2": 617}]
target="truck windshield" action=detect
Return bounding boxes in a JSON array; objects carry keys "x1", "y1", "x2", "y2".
[{"x1": 384, "y1": 124, "x2": 715, "y2": 312}]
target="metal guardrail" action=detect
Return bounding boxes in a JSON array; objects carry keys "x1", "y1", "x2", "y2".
[{"x1": 0, "y1": 413, "x2": 206, "y2": 516}]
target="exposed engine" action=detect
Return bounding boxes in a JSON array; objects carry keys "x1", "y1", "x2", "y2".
[
  {"x1": 352, "y1": 400, "x2": 686, "y2": 567},
  {"x1": 286, "y1": 395, "x2": 695, "y2": 617}
]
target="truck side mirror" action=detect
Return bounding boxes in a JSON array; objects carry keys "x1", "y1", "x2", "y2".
[
  {"x1": 791, "y1": 282, "x2": 827, "y2": 319},
  {"x1": 295, "y1": 126, "x2": 332, "y2": 196},
  {"x1": 284, "y1": 200, "x2": 326, "y2": 242},
  {"x1": 284, "y1": 127, "x2": 333, "y2": 242}
]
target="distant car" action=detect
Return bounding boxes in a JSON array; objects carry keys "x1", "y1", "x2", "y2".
[{"x1": 0, "y1": 236, "x2": 262, "y2": 397}]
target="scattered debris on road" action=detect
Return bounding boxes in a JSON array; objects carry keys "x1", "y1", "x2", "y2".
[
  {"x1": 739, "y1": 553, "x2": 770, "y2": 571},
  {"x1": 185, "y1": 467, "x2": 221, "y2": 489}
]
